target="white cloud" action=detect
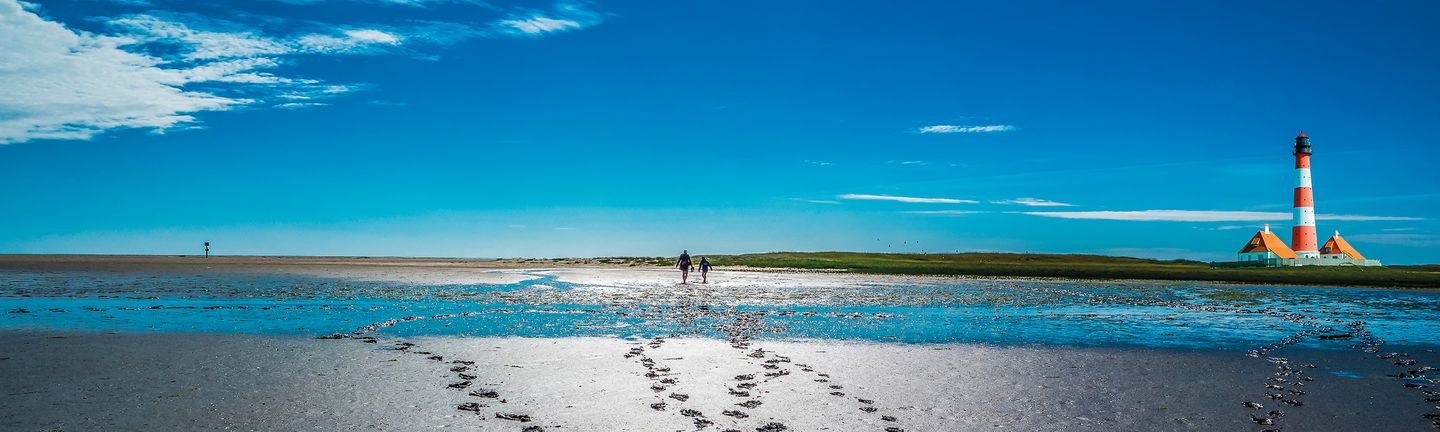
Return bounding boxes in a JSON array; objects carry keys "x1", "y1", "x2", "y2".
[
  {"x1": 918, "y1": 125, "x2": 1015, "y2": 134},
  {"x1": 296, "y1": 29, "x2": 403, "y2": 53},
  {"x1": 105, "y1": 13, "x2": 293, "y2": 61},
  {"x1": 376, "y1": 0, "x2": 486, "y2": 5},
  {"x1": 1019, "y1": 210, "x2": 1282, "y2": 222},
  {"x1": 839, "y1": 194, "x2": 978, "y2": 204},
  {"x1": 1381, "y1": 227, "x2": 1417, "y2": 232},
  {"x1": 790, "y1": 198, "x2": 840, "y2": 204},
  {"x1": 1346, "y1": 233, "x2": 1440, "y2": 247},
  {"x1": 904, "y1": 210, "x2": 985, "y2": 216},
  {"x1": 992, "y1": 197, "x2": 1074, "y2": 207},
  {"x1": 1019, "y1": 209, "x2": 1422, "y2": 222},
  {"x1": 345, "y1": 29, "x2": 400, "y2": 44},
  {"x1": 493, "y1": 2, "x2": 604, "y2": 37},
  {"x1": 0, "y1": 1, "x2": 243, "y2": 143},
  {"x1": 274, "y1": 102, "x2": 329, "y2": 109},
  {"x1": 803, "y1": 160, "x2": 832, "y2": 166},
  {"x1": 499, "y1": 16, "x2": 581, "y2": 35},
  {"x1": 1321, "y1": 214, "x2": 1424, "y2": 221},
  {"x1": 266, "y1": 0, "x2": 488, "y2": 6},
  {"x1": 110, "y1": 14, "x2": 407, "y2": 56},
  {"x1": 1, "y1": 10, "x2": 391, "y2": 143},
  {"x1": 1, "y1": 1, "x2": 608, "y2": 144}
]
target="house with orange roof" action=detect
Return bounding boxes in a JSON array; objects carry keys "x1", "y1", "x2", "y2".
[
  {"x1": 1236, "y1": 224, "x2": 1298, "y2": 263},
  {"x1": 1319, "y1": 231, "x2": 1366, "y2": 261}
]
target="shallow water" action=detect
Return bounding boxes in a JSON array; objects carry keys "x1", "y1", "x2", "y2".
[{"x1": 1, "y1": 269, "x2": 1437, "y2": 350}]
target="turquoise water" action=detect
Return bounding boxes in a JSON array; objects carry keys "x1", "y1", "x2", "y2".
[{"x1": 2, "y1": 269, "x2": 1437, "y2": 350}]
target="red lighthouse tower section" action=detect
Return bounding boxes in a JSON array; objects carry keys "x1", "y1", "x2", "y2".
[{"x1": 1291, "y1": 132, "x2": 1319, "y2": 257}]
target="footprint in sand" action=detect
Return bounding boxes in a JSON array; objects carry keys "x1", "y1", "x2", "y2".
[
  {"x1": 495, "y1": 412, "x2": 532, "y2": 422},
  {"x1": 457, "y1": 402, "x2": 482, "y2": 413}
]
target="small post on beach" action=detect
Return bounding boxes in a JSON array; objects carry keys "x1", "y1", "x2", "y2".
[{"x1": 204, "y1": 241, "x2": 210, "y2": 258}]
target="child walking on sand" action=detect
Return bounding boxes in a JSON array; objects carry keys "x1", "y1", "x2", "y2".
[
  {"x1": 699, "y1": 257, "x2": 711, "y2": 284},
  {"x1": 676, "y1": 250, "x2": 692, "y2": 284}
]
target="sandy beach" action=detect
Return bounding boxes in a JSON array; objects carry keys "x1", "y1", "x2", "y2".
[{"x1": 2, "y1": 256, "x2": 1439, "y2": 431}]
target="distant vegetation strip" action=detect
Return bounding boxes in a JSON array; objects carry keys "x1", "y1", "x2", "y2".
[{"x1": 696, "y1": 252, "x2": 1440, "y2": 289}]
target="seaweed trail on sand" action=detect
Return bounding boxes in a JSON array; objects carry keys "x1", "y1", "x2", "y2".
[
  {"x1": 320, "y1": 311, "x2": 547, "y2": 432},
  {"x1": 614, "y1": 291, "x2": 907, "y2": 432},
  {"x1": 623, "y1": 334, "x2": 718, "y2": 430}
]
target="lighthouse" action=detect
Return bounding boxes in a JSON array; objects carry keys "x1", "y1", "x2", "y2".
[
  {"x1": 1217, "y1": 132, "x2": 1380, "y2": 267},
  {"x1": 1291, "y1": 132, "x2": 1319, "y2": 257}
]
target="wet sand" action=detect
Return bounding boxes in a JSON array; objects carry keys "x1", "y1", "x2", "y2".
[
  {"x1": 2, "y1": 330, "x2": 1435, "y2": 431},
  {"x1": 0, "y1": 254, "x2": 559, "y2": 285},
  {"x1": 3, "y1": 256, "x2": 1439, "y2": 431}
]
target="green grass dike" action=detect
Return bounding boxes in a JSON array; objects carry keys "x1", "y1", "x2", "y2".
[{"x1": 699, "y1": 252, "x2": 1440, "y2": 289}]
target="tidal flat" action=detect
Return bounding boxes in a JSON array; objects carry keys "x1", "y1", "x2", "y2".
[{"x1": 1, "y1": 256, "x2": 1438, "y2": 431}]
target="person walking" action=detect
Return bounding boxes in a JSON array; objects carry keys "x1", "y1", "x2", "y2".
[
  {"x1": 698, "y1": 256, "x2": 712, "y2": 284},
  {"x1": 676, "y1": 250, "x2": 692, "y2": 284}
]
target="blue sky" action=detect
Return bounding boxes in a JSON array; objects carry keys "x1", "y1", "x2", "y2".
[{"x1": 1, "y1": 0, "x2": 1437, "y2": 263}]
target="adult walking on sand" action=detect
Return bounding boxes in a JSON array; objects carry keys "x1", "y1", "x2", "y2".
[
  {"x1": 676, "y1": 250, "x2": 692, "y2": 284},
  {"x1": 699, "y1": 257, "x2": 712, "y2": 284}
]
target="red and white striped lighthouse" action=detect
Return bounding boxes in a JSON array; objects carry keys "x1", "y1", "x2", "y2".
[{"x1": 1291, "y1": 132, "x2": 1319, "y2": 257}]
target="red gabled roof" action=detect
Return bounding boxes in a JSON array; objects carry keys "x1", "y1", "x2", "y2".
[
  {"x1": 1238, "y1": 229, "x2": 1299, "y2": 259},
  {"x1": 1297, "y1": 131, "x2": 1308, "y2": 139},
  {"x1": 1320, "y1": 233, "x2": 1366, "y2": 260}
]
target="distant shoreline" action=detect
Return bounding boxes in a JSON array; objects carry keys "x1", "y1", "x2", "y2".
[
  {"x1": 711, "y1": 252, "x2": 1440, "y2": 289},
  {"x1": 0, "y1": 252, "x2": 1437, "y2": 289}
]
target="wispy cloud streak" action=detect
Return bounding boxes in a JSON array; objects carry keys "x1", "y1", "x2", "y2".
[
  {"x1": 904, "y1": 210, "x2": 985, "y2": 215},
  {"x1": 993, "y1": 198, "x2": 1074, "y2": 207},
  {"x1": 1019, "y1": 210, "x2": 1423, "y2": 222},
  {"x1": 839, "y1": 194, "x2": 978, "y2": 204},
  {"x1": 494, "y1": 2, "x2": 604, "y2": 37},
  {"x1": 1346, "y1": 233, "x2": 1440, "y2": 247},
  {"x1": 918, "y1": 125, "x2": 1015, "y2": 134}
]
